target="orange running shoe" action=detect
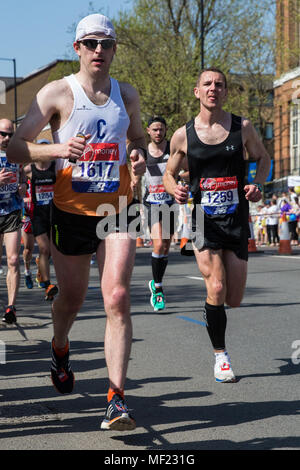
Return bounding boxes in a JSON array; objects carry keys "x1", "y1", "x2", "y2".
[{"x1": 45, "y1": 284, "x2": 58, "y2": 301}]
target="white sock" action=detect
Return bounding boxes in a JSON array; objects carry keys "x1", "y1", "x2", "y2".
[{"x1": 215, "y1": 351, "x2": 228, "y2": 360}]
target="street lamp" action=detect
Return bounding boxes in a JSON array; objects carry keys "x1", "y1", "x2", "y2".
[{"x1": 0, "y1": 57, "x2": 17, "y2": 126}]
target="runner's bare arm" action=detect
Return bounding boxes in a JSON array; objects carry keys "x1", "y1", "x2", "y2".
[
  {"x1": 120, "y1": 82, "x2": 146, "y2": 178},
  {"x1": 7, "y1": 81, "x2": 88, "y2": 165},
  {"x1": 163, "y1": 126, "x2": 189, "y2": 204},
  {"x1": 242, "y1": 118, "x2": 271, "y2": 202}
]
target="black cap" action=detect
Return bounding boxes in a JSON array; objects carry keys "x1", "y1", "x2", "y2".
[{"x1": 147, "y1": 116, "x2": 167, "y2": 127}]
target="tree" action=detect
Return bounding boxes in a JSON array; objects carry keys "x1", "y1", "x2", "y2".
[
  {"x1": 59, "y1": 0, "x2": 276, "y2": 140},
  {"x1": 110, "y1": 0, "x2": 276, "y2": 136}
]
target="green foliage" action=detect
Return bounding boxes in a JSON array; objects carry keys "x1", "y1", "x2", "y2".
[
  {"x1": 110, "y1": 0, "x2": 275, "y2": 136},
  {"x1": 47, "y1": 61, "x2": 80, "y2": 82},
  {"x1": 60, "y1": 0, "x2": 276, "y2": 140}
]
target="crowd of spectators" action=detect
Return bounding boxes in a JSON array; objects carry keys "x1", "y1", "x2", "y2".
[{"x1": 250, "y1": 187, "x2": 300, "y2": 247}]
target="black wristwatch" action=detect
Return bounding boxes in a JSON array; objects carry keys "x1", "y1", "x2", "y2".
[{"x1": 253, "y1": 183, "x2": 263, "y2": 192}]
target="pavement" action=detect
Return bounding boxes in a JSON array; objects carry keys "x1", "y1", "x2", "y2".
[{"x1": 0, "y1": 242, "x2": 300, "y2": 452}]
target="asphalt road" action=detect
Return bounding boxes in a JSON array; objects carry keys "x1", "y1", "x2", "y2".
[{"x1": 0, "y1": 244, "x2": 299, "y2": 452}]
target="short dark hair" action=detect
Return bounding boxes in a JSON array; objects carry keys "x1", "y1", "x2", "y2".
[
  {"x1": 197, "y1": 68, "x2": 227, "y2": 88},
  {"x1": 147, "y1": 116, "x2": 167, "y2": 127}
]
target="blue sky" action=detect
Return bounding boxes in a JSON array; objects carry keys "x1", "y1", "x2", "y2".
[{"x1": 0, "y1": 0, "x2": 133, "y2": 78}]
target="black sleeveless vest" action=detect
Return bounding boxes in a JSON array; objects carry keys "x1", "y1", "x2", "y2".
[
  {"x1": 31, "y1": 161, "x2": 56, "y2": 206},
  {"x1": 186, "y1": 114, "x2": 249, "y2": 243}
]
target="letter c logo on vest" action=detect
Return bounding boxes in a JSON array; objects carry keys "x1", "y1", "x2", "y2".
[{"x1": 97, "y1": 119, "x2": 107, "y2": 140}]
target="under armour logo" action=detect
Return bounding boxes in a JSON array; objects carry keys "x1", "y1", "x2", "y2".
[{"x1": 226, "y1": 145, "x2": 235, "y2": 151}]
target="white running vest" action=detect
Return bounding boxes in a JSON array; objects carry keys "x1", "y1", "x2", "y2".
[{"x1": 52, "y1": 74, "x2": 131, "y2": 216}]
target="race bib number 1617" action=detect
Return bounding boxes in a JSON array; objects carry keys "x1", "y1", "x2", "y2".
[{"x1": 71, "y1": 142, "x2": 120, "y2": 193}]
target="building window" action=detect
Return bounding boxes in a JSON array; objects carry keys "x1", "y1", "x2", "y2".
[
  {"x1": 265, "y1": 123, "x2": 273, "y2": 140},
  {"x1": 290, "y1": 103, "x2": 300, "y2": 173}
]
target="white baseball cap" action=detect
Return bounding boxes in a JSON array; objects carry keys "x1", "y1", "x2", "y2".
[{"x1": 75, "y1": 14, "x2": 116, "y2": 41}]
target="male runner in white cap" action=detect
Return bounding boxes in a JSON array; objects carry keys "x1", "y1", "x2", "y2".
[{"x1": 8, "y1": 13, "x2": 146, "y2": 431}]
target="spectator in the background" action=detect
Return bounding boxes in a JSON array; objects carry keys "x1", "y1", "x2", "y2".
[
  {"x1": 288, "y1": 187, "x2": 298, "y2": 204},
  {"x1": 280, "y1": 198, "x2": 291, "y2": 214},
  {"x1": 278, "y1": 192, "x2": 289, "y2": 209},
  {"x1": 289, "y1": 196, "x2": 300, "y2": 246},
  {"x1": 266, "y1": 199, "x2": 279, "y2": 246},
  {"x1": 254, "y1": 204, "x2": 267, "y2": 246}
]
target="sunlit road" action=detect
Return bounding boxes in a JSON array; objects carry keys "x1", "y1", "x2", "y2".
[{"x1": 0, "y1": 245, "x2": 299, "y2": 451}]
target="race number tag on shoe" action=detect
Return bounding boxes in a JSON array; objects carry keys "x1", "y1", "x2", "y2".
[
  {"x1": 146, "y1": 184, "x2": 173, "y2": 204},
  {"x1": 200, "y1": 177, "x2": 239, "y2": 215},
  {"x1": 35, "y1": 185, "x2": 54, "y2": 205},
  {"x1": 71, "y1": 143, "x2": 120, "y2": 193}
]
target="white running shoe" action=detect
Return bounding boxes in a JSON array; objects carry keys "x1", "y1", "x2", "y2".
[{"x1": 214, "y1": 352, "x2": 236, "y2": 383}]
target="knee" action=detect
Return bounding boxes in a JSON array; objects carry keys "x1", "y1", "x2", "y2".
[
  {"x1": 39, "y1": 245, "x2": 50, "y2": 257},
  {"x1": 104, "y1": 285, "x2": 129, "y2": 318},
  {"x1": 7, "y1": 253, "x2": 19, "y2": 270},
  {"x1": 209, "y1": 276, "x2": 226, "y2": 300}
]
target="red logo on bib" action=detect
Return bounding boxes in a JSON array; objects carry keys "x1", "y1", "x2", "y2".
[{"x1": 79, "y1": 143, "x2": 119, "y2": 162}]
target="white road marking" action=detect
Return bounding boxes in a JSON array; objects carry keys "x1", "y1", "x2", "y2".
[{"x1": 186, "y1": 276, "x2": 204, "y2": 281}]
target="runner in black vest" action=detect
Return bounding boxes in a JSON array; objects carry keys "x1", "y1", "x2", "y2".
[
  {"x1": 24, "y1": 140, "x2": 58, "y2": 301},
  {"x1": 186, "y1": 113, "x2": 249, "y2": 259},
  {"x1": 164, "y1": 68, "x2": 271, "y2": 382}
]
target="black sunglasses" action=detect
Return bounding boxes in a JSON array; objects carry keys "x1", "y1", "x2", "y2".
[
  {"x1": 78, "y1": 38, "x2": 116, "y2": 50},
  {"x1": 0, "y1": 131, "x2": 13, "y2": 138}
]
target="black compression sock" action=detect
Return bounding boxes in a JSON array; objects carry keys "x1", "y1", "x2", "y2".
[
  {"x1": 151, "y1": 254, "x2": 168, "y2": 285},
  {"x1": 203, "y1": 302, "x2": 227, "y2": 351}
]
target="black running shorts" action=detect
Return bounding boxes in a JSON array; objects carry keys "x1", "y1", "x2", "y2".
[
  {"x1": 0, "y1": 209, "x2": 22, "y2": 234},
  {"x1": 51, "y1": 201, "x2": 141, "y2": 256},
  {"x1": 32, "y1": 205, "x2": 51, "y2": 238}
]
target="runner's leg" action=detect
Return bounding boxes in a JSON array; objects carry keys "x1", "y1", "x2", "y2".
[
  {"x1": 4, "y1": 230, "x2": 21, "y2": 306},
  {"x1": 194, "y1": 247, "x2": 245, "y2": 382},
  {"x1": 97, "y1": 232, "x2": 136, "y2": 393},
  {"x1": 151, "y1": 222, "x2": 170, "y2": 287},
  {"x1": 50, "y1": 240, "x2": 91, "y2": 349},
  {"x1": 223, "y1": 250, "x2": 247, "y2": 308},
  {"x1": 194, "y1": 247, "x2": 226, "y2": 306},
  {"x1": 22, "y1": 230, "x2": 34, "y2": 273},
  {"x1": 35, "y1": 233, "x2": 51, "y2": 282}
]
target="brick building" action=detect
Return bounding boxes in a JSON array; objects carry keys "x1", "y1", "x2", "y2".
[
  {"x1": 0, "y1": 60, "x2": 78, "y2": 142},
  {"x1": 273, "y1": 0, "x2": 300, "y2": 190}
]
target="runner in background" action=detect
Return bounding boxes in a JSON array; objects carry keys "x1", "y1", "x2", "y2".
[
  {"x1": 0, "y1": 118, "x2": 27, "y2": 324},
  {"x1": 144, "y1": 116, "x2": 177, "y2": 312},
  {"x1": 23, "y1": 139, "x2": 58, "y2": 300}
]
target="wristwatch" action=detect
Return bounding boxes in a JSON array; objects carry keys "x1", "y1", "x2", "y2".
[{"x1": 253, "y1": 183, "x2": 263, "y2": 192}]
